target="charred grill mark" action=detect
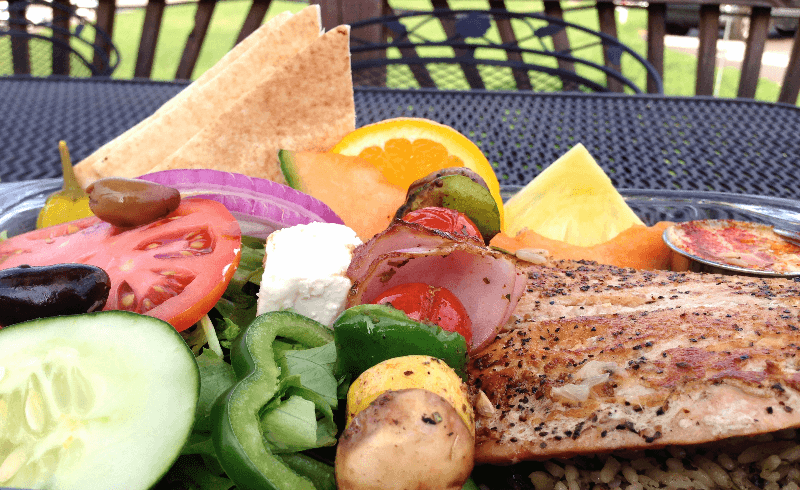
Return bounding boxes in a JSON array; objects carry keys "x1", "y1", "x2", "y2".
[{"x1": 644, "y1": 431, "x2": 662, "y2": 443}]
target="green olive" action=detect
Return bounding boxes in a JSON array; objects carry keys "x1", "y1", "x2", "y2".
[{"x1": 87, "y1": 178, "x2": 181, "y2": 228}]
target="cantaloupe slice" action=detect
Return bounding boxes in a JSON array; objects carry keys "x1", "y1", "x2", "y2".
[
  {"x1": 490, "y1": 222, "x2": 674, "y2": 271},
  {"x1": 503, "y1": 144, "x2": 644, "y2": 247},
  {"x1": 278, "y1": 150, "x2": 406, "y2": 240}
]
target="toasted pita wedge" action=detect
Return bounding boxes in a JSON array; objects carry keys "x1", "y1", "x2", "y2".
[
  {"x1": 173, "y1": 11, "x2": 294, "y2": 94},
  {"x1": 158, "y1": 10, "x2": 296, "y2": 113},
  {"x1": 73, "y1": 10, "x2": 291, "y2": 185},
  {"x1": 146, "y1": 25, "x2": 355, "y2": 184},
  {"x1": 73, "y1": 6, "x2": 320, "y2": 187}
]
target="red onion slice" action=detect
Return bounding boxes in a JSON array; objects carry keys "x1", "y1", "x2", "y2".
[{"x1": 138, "y1": 169, "x2": 343, "y2": 239}]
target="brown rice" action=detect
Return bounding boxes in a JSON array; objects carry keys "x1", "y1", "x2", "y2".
[{"x1": 508, "y1": 429, "x2": 800, "y2": 490}]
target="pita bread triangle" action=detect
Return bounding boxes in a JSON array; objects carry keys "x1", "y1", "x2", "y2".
[
  {"x1": 174, "y1": 10, "x2": 295, "y2": 95},
  {"x1": 145, "y1": 25, "x2": 355, "y2": 184},
  {"x1": 73, "y1": 6, "x2": 320, "y2": 187}
]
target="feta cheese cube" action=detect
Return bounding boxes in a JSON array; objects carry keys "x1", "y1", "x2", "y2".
[{"x1": 256, "y1": 222, "x2": 362, "y2": 327}]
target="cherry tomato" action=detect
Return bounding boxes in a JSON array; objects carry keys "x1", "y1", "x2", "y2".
[
  {"x1": 0, "y1": 198, "x2": 241, "y2": 331},
  {"x1": 402, "y1": 206, "x2": 483, "y2": 242},
  {"x1": 371, "y1": 282, "x2": 472, "y2": 345}
]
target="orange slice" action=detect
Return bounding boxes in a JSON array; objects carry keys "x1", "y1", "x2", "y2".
[{"x1": 330, "y1": 117, "x2": 504, "y2": 226}]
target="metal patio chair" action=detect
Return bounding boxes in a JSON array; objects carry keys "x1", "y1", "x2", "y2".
[
  {"x1": 349, "y1": 9, "x2": 663, "y2": 93},
  {"x1": 1, "y1": 0, "x2": 119, "y2": 77}
]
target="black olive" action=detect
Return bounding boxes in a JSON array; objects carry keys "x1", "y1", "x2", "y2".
[{"x1": 0, "y1": 264, "x2": 111, "y2": 327}]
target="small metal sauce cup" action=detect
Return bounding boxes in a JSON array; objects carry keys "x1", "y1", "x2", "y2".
[{"x1": 663, "y1": 220, "x2": 800, "y2": 278}]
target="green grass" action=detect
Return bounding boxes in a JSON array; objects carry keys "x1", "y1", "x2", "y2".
[
  {"x1": 109, "y1": 0, "x2": 306, "y2": 79},
  {"x1": 377, "y1": 0, "x2": 784, "y2": 100},
  {"x1": 60, "y1": 0, "x2": 790, "y2": 103}
]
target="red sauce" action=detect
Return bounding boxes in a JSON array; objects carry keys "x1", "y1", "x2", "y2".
[{"x1": 666, "y1": 219, "x2": 800, "y2": 273}]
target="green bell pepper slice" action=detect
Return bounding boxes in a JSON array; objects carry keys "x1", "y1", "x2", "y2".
[
  {"x1": 278, "y1": 453, "x2": 336, "y2": 490},
  {"x1": 332, "y1": 304, "x2": 469, "y2": 381},
  {"x1": 210, "y1": 311, "x2": 334, "y2": 490}
]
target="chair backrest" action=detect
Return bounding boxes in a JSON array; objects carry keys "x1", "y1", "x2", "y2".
[
  {"x1": 634, "y1": 0, "x2": 799, "y2": 103},
  {"x1": 349, "y1": 9, "x2": 663, "y2": 93},
  {"x1": 323, "y1": 0, "x2": 800, "y2": 105},
  {"x1": 35, "y1": 0, "x2": 795, "y2": 105},
  {"x1": 92, "y1": 0, "x2": 273, "y2": 80},
  {"x1": 1, "y1": 0, "x2": 119, "y2": 77}
]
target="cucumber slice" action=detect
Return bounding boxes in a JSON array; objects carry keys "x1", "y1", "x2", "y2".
[{"x1": 0, "y1": 311, "x2": 200, "y2": 490}]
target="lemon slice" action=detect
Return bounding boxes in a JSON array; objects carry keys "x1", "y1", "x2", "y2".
[{"x1": 504, "y1": 144, "x2": 644, "y2": 246}]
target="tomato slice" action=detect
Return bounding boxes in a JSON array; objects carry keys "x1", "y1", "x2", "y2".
[
  {"x1": 0, "y1": 198, "x2": 241, "y2": 331},
  {"x1": 402, "y1": 206, "x2": 483, "y2": 242},
  {"x1": 372, "y1": 282, "x2": 472, "y2": 345}
]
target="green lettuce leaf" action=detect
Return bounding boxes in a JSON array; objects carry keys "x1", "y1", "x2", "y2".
[
  {"x1": 257, "y1": 377, "x2": 335, "y2": 449},
  {"x1": 193, "y1": 349, "x2": 238, "y2": 432},
  {"x1": 282, "y1": 342, "x2": 338, "y2": 408},
  {"x1": 212, "y1": 236, "x2": 264, "y2": 328},
  {"x1": 260, "y1": 395, "x2": 319, "y2": 453},
  {"x1": 217, "y1": 318, "x2": 242, "y2": 351}
]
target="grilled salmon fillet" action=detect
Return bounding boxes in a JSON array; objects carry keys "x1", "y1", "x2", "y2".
[{"x1": 468, "y1": 260, "x2": 800, "y2": 464}]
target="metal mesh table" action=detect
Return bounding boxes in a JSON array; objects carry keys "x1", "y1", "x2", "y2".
[{"x1": 1, "y1": 77, "x2": 798, "y2": 200}]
